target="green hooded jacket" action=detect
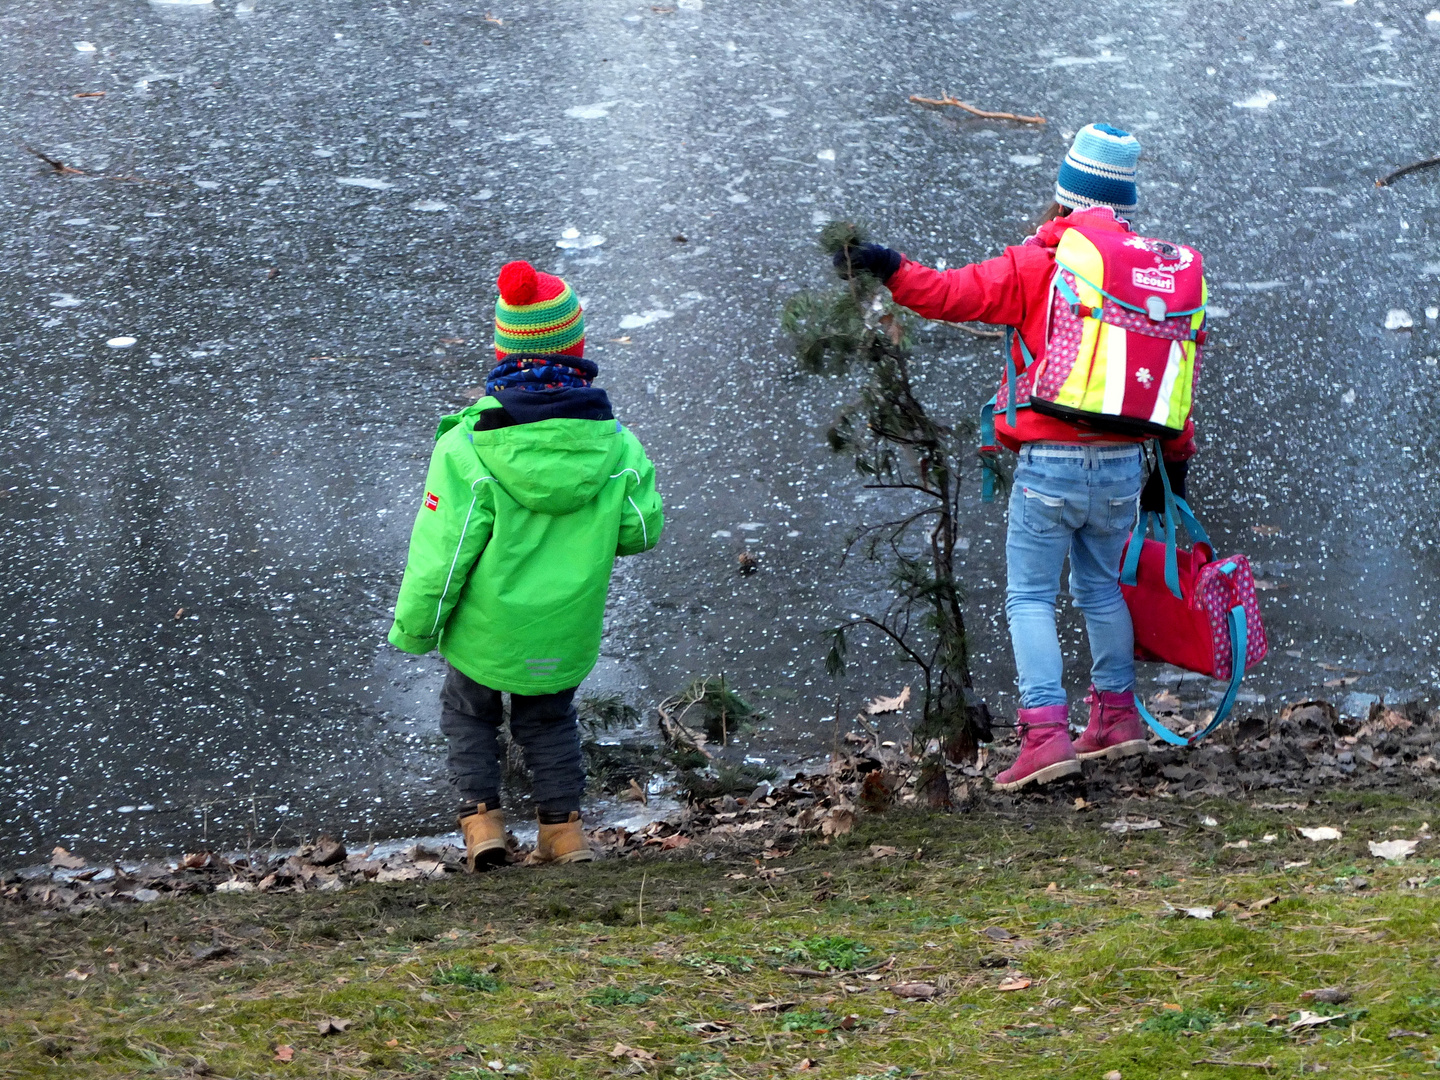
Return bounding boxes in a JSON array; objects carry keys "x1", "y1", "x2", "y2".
[{"x1": 387, "y1": 396, "x2": 663, "y2": 693}]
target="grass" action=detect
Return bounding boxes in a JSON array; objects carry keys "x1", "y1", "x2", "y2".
[{"x1": 3, "y1": 793, "x2": 1440, "y2": 1078}]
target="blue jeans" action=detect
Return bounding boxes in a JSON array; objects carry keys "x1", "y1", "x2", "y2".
[{"x1": 1005, "y1": 443, "x2": 1143, "y2": 709}]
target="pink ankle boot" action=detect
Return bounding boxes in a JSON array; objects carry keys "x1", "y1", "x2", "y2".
[
  {"x1": 994, "y1": 705, "x2": 1081, "y2": 791},
  {"x1": 1072, "y1": 686, "x2": 1149, "y2": 761}
]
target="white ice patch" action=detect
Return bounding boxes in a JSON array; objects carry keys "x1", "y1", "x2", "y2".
[
  {"x1": 618, "y1": 309, "x2": 674, "y2": 330},
  {"x1": 760, "y1": 105, "x2": 789, "y2": 118},
  {"x1": 711, "y1": 529, "x2": 732, "y2": 538},
  {"x1": 1008, "y1": 154, "x2": 1043, "y2": 167},
  {"x1": 62, "y1": 218, "x2": 91, "y2": 226},
  {"x1": 407, "y1": 198, "x2": 448, "y2": 212},
  {"x1": 557, "y1": 227, "x2": 605, "y2": 249},
  {"x1": 1051, "y1": 51, "x2": 1123, "y2": 66},
  {"x1": 194, "y1": 179, "x2": 220, "y2": 189},
  {"x1": 1233, "y1": 90, "x2": 1278, "y2": 109},
  {"x1": 336, "y1": 177, "x2": 394, "y2": 190},
  {"x1": 811, "y1": 209, "x2": 832, "y2": 226},
  {"x1": 739, "y1": 522, "x2": 764, "y2": 531},
  {"x1": 399, "y1": 110, "x2": 430, "y2": 119},
  {"x1": 565, "y1": 101, "x2": 618, "y2": 120},
  {"x1": 1423, "y1": 262, "x2": 1440, "y2": 275},
  {"x1": 1428, "y1": 9, "x2": 1440, "y2": 21},
  {"x1": 106, "y1": 336, "x2": 137, "y2": 349},
  {"x1": 74, "y1": 41, "x2": 96, "y2": 52},
  {"x1": 1207, "y1": 306, "x2": 1230, "y2": 318},
  {"x1": 816, "y1": 148, "x2": 836, "y2": 161},
  {"x1": 49, "y1": 293, "x2": 83, "y2": 308},
  {"x1": 471, "y1": 189, "x2": 495, "y2": 200},
  {"x1": 1427, "y1": 306, "x2": 1440, "y2": 320},
  {"x1": 148, "y1": 0, "x2": 213, "y2": 5},
  {"x1": 677, "y1": 0, "x2": 703, "y2": 8},
  {"x1": 728, "y1": 193, "x2": 751, "y2": 204},
  {"x1": 1384, "y1": 308, "x2": 1414, "y2": 330},
  {"x1": 1341, "y1": 389, "x2": 1356, "y2": 405}
]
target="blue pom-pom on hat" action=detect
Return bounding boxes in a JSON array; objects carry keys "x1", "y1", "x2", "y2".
[{"x1": 1055, "y1": 122, "x2": 1141, "y2": 213}]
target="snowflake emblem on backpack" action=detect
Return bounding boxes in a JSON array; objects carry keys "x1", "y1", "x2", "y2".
[{"x1": 1135, "y1": 367, "x2": 1154, "y2": 387}]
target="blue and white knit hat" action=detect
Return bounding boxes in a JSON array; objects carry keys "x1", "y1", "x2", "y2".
[{"x1": 1055, "y1": 123, "x2": 1141, "y2": 213}]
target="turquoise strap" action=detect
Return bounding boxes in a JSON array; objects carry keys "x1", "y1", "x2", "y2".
[
  {"x1": 1002, "y1": 328, "x2": 1034, "y2": 430},
  {"x1": 1133, "y1": 604, "x2": 1248, "y2": 746},
  {"x1": 1055, "y1": 259, "x2": 1206, "y2": 319}
]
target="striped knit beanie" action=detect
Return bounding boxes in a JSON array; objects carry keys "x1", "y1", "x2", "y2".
[
  {"x1": 1055, "y1": 123, "x2": 1141, "y2": 214},
  {"x1": 493, "y1": 260, "x2": 585, "y2": 359}
]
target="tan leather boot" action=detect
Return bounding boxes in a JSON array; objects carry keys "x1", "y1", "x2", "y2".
[
  {"x1": 525, "y1": 812, "x2": 594, "y2": 866},
  {"x1": 458, "y1": 804, "x2": 507, "y2": 871}
]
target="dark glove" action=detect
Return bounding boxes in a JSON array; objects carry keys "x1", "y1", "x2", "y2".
[
  {"x1": 1140, "y1": 457, "x2": 1189, "y2": 514},
  {"x1": 833, "y1": 242, "x2": 902, "y2": 283}
]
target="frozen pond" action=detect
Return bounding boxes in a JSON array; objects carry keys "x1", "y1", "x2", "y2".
[{"x1": 2, "y1": 0, "x2": 1439, "y2": 866}]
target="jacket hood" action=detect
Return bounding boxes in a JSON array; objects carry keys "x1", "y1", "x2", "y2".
[
  {"x1": 1030, "y1": 205, "x2": 1132, "y2": 250},
  {"x1": 438, "y1": 399, "x2": 625, "y2": 515}
]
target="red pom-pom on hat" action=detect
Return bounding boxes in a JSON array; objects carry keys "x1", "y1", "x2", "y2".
[{"x1": 497, "y1": 260, "x2": 538, "y2": 305}]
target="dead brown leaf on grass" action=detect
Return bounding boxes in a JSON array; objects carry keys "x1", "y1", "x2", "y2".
[
  {"x1": 609, "y1": 1042, "x2": 657, "y2": 1062},
  {"x1": 997, "y1": 977, "x2": 1033, "y2": 992},
  {"x1": 273, "y1": 1045, "x2": 294, "y2": 1062},
  {"x1": 317, "y1": 1017, "x2": 351, "y2": 1035},
  {"x1": 888, "y1": 981, "x2": 939, "y2": 1000},
  {"x1": 750, "y1": 1000, "x2": 798, "y2": 1013}
]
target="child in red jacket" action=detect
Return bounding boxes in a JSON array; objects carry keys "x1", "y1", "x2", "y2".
[{"x1": 838, "y1": 123, "x2": 1196, "y2": 790}]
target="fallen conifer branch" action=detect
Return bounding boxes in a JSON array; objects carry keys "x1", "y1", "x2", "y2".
[
  {"x1": 1376, "y1": 155, "x2": 1440, "y2": 187},
  {"x1": 908, "y1": 95, "x2": 1045, "y2": 125}
]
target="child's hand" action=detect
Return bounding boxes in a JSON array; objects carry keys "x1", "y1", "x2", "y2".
[{"x1": 832, "y1": 243, "x2": 902, "y2": 283}]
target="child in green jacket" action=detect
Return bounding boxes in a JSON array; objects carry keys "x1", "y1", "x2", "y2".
[{"x1": 389, "y1": 261, "x2": 664, "y2": 868}]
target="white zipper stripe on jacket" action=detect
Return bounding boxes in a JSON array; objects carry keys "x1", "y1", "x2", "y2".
[
  {"x1": 610, "y1": 468, "x2": 640, "y2": 482},
  {"x1": 430, "y1": 476, "x2": 495, "y2": 637},
  {"x1": 626, "y1": 495, "x2": 647, "y2": 548}
]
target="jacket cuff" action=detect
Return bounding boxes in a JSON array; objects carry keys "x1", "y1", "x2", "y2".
[{"x1": 388, "y1": 623, "x2": 437, "y2": 655}]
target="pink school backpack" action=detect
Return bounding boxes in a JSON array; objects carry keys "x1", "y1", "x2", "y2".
[{"x1": 985, "y1": 224, "x2": 1208, "y2": 456}]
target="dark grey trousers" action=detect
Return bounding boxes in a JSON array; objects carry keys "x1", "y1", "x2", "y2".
[{"x1": 438, "y1": 665, "x2": 584, "y2": 820}]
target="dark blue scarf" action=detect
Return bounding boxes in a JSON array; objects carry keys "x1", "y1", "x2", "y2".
[{"x1": 485, "y1": 353, "x2": 598, "y2": 395}]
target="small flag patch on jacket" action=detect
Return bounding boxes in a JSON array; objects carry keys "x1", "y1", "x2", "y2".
[{"x1": 423, "y1": 492, "x2": 440, "y2": 511}]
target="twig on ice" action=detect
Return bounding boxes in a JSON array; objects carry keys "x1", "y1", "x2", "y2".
[
  {"x1": 908, "y1": 95, "x2": 1045, "y2": 125},
  {"x1": 1376, "y1": 155, "x2": 1440, "y2": 187},
  {"x1": 942, "y1": 321, "x2": 1005, "y2": 338},
  {"x1": 22, "y1": 144, "x2": 86, "y2": 175}
]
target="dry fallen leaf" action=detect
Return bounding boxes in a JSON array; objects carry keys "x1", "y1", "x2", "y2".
[
  {"x1": 1102, "y1": 818, "x2": 1163, "y2": 834},
  {"x1": 997, "y1": 978, "x2": 1032, "y2": 992},
  {"x1": 1368, "y1": 839, "x2": 1418, "y2": 860},
  {"x1": 1148, "y1": 689, "x2": 1183, "y2": 713},
  {"x1": 889, "y1": 981, "x2": 939, "y2": 1000},
  {"x1": 384, "y1": 1039, "x2": 399, "y2": 1048},
  {"x1": 865, "y1": 685, "x2": 912, "y2": 715},
  {"x1": 1289, "y1": 1010, "x2": 1342, "y2": 1032},
  {"x1": 1299, "y1": 826, "x2": 1342, "y2": 841},
  {"x1": 317, "y1": 1018, "x2": 351, "y2": 1035},
  {"x1": 793, "y1": 1058, "x2": 818, "y2": 1071},
  {"x1": 820, "y1": 808, "x2": 855, "y2": 837},
  {"x1": 659, "y1": 833, "x2": 691, "y2": 851},
  {"x1": 50, "y1": 847, "x2": 87, "y2": 871},
  {"x1": 274, "y1": 1045, "x2": 295, "y2": 1063},
  {"x1": 609, "y1": 1043, "x2": 657, "y2": 1062},
  {"x1": 868, "y1": 844, "x2": 901, "y2": 859},
  {"x1": 750, "y1": 1000, "x2": 798, "y2": 1013}
]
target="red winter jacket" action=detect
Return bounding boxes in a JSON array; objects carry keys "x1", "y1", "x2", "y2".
[{"x1": 885, "y1": 207, "x2": 1197, "y2": 461}]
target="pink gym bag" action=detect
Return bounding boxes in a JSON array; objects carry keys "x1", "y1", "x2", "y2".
[{"x1": 1119, "y1": 446, "x2": 1268, "y2": 745}]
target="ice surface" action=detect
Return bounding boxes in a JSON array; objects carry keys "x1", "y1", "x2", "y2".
[
  {"x1": 48, "y1": 293, "x2": 83, "y2": 308},
  {"x1": 1384, "y1": 309, "x2": 1414, "y2": 330},
  {"x1": 816, "y1": 148, "x2": 836, "y2": 162},
  {"x1": 406, "y1": 199, "x2": 448, "y2": 212},
  {"x1": 336, "y1": 177, "x2": 394, "y2": 190},
  {"x1": 104, "y1": 336, "x2": 136, "y2": 349},
  {"x1": 556, "y1": 228, "x2": 605, "y2": 250},
  {"x1": 73, "y1": 41, "x2": 96, "y2": 52}
]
